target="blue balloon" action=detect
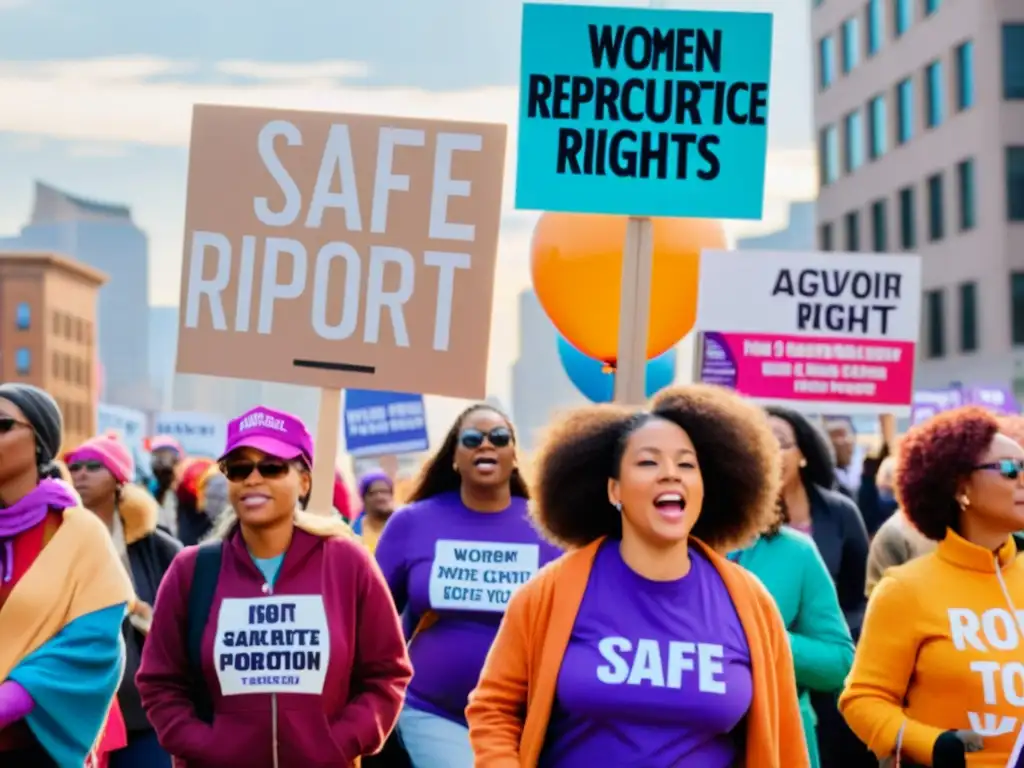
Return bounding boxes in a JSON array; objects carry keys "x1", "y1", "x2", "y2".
[{"x1": 557, "y1": 334, "x2": 677, "y2": 403}]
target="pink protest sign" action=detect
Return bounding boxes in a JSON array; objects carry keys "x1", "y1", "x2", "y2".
[{"x1": 695, "y1": 250, "x2": 922, "y2": 415}]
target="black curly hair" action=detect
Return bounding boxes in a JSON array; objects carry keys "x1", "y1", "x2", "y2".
[
  {"x1": 405, "y1": 403, "x2": 529, "y2": 503},
  {"x1": 531, "y1": 384, "x2": 780, "y2": 550},
  {"x1": 764, "y1": 405, "x2": 837, "y2": 491}
]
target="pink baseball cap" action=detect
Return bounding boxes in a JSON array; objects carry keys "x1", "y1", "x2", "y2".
[
  {"x1": 66, "y1": 434, "x2": 135, "y2": 484},
  {"x1": 220, "y1": 406, "x2": 313, "y2": 465}
]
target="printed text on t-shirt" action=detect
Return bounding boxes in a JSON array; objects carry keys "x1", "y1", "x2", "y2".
[
  {"x1": 428, "y1": 539, "x2": 540, "y2": 612},
  {"x1": 949, "y1": 607, "x2": 1024, "y2": 738},
  {"x1": 597, "y1": 636, "x2": 728, "y2": 693}
]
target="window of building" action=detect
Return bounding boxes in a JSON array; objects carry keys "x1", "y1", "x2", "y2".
[
  {"x1": 926, "y1": 289, "x2": 945, "y2": 358},
  {"x1": 957, "y1": 158, "x2": 976, "y2": 231},
  {"x1": 896, "y1": 77, "x2": 914, "y2": 145},
  {"x1": 868, "y1": 95, "x2": 887, "y2": 160},
  {"x1": 819, "y1": 124, "x2": 840, "y2": 185},
  {"x1": 845, "y1": 210, "x2": 861, "y2": 251},
  {"x1": 925, "y1": 60, "x2": 944, "y2": 128},
  {"x1": 1009, "y1": 147, "x2": 1024, "y2": 222},
  {"x1": 956, "y1": 41, "x2": 974, "y2": 110},
  {"x1": 15, "y1": 348, "x2": 30, "y2": 376},
  {"x1": 894, "y1": 0, "x2": 911, "y2": 38},
  {"x1": 927, "y1": 172, "x2": 945, "y2": 241},
  {"x1": 1004, "y1": 24, "x2": 1024, "y2": 100},
  {"x1": 819, "y1": 35, "x2": 835, "y2": 89},
  {"x1": 15, "y1": 302, "x2": 30, "y2": 330},
  {"x1": 924, "y1": 0, "x2": 941, "y2": 16},
  {"x1": 1013, "y1": 273, "x2": 1024, "y2": 346},
  {"x1": 899, "y1": 185, "x2": 917, "y2": 249},
  {"x1": 959, "y1": 281, "x2": 978, "y2": 353},
  {"x1": 843, "y1": 110, "x2": 864, "y2": 173},
  {"x1": 867, "y1": 0, "x2": 884, "y2": 56},
  {"x1": 819, "y1": 222, "x2": 834, "y2": 251},
  {"x1": 871, "y1": 199, "x2": 888, "y2": 252},
  {"x1": 51, "y1": 352, "x2": 59, "y2": 378},
  {"x1": 842, "y1": 17, "x2": 860, "y2": 74}
]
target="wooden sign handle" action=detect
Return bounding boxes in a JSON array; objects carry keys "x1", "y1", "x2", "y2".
[
  {"x1": 613, "y1": 216, "x2": 654, "y2": 405},
  {"x1": 309, "y1": 387, "x2": 342, "y2": 515}
]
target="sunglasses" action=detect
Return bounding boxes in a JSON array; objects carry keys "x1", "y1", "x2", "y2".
[
  {"x1": 459, "y1": 427, "x2": 512, "y2": 449},
  {"x1": 975, "y1": 459, "x2": 1024, "y2": 481},
  {"x1": 0, "y1": 416, "x2": 32, "y2": 434},
  {"x1": 220, "y1": 459, "x2": 292, "y2": 482},
  {"x1": 68, "y1": 460, "x2": 105, "y2": 473}
]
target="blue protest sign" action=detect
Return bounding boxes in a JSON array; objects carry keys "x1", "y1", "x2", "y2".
[
  {"x1": 343, "y1": 389, "x2": 429, "y2": 457},
  {"x1": 516, "y1": 3, "x2": 773, "y2": 219}
]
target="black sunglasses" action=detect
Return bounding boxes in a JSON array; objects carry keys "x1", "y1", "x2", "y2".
[
  {"x1": 975, "y1": 459, "x2": 1024, "y2": 481},
  {"x1": 0, "y1": 416, "x2": 32, "y2": 434},
  {"x1": 220, "y1": 459, "x2": 292, "y2": 482},
  {"x1": 68, "y1": 460, "x2": 105, "y2": 473},
  {"x1": 459, "y1": 427, "x2": 512, "y2": 449}
]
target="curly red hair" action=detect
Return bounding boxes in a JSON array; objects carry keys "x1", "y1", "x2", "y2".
[{"x1": 896, "y1": 406, "x2": 999, "y2": 541}]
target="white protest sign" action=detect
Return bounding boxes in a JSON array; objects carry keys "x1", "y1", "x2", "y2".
[
  {"x1": 96, "y1": 403, "x2": 147, "y2": 476},
  {"x1": 694, "y1": 249, "x2": 922, "y2": 415},
  {"x1": 153, "y1": 411, "x2": 228, "y2": 458},
  {"x1": 213, "y1": 595, "x2": 330, "y2": 696},
  {"x1": 428, "y1": 539, "x2": 540, "y2": 613}
]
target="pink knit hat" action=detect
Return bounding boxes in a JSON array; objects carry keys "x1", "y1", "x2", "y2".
[{"x1": 65, "y1": 433, "x2": 135, "y2": 484}]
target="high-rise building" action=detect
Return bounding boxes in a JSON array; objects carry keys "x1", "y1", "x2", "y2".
[
  {"x1": 0, "y1": 251, "x2": 106, "y2": 451},
  {"x1": 510, "y1": 289, "x2": 586, "y2": 452},
  {"x1": 812, "y1": 1, "x2": 1024, "y2": 391},
  {"x1": 737, "y1": 201, "x2": 817, "y2": 251},
  {"x1": 0, "y1": 182, "x2": 153, "y2": 408}
]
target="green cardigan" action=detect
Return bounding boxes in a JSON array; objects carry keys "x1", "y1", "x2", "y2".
[{"x1": 729, "y1": 527, "x2": 855, "y2": 768}]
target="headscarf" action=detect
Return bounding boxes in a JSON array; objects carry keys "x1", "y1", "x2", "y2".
[
  {"x1": 358, "y1": 470, "x2": 393, "y2": 499},
  {"x1": 0, "y1": 383, "x2": 62, "y2": 476}
]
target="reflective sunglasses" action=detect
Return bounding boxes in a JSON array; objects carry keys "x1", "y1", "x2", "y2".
[
  {"x1": 975, "y1": 459, "x2": 1024, "y2": 481},
  {"x1": 68, "y1": 460, "x2": 105, "y2": 473},
  {"x1": 220, "y1": 459, "x2": 292, "y2": 482},
  {"x1": 0, "y1": 416, "x2": 32, "y2": 434},
  {"x1": 459, "y1": 426, "x2": 512, "y2": 449}
]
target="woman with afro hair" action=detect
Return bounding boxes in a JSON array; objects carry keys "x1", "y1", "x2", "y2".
[
  {"x1": 840, "y1": 406, "x2": 1024, "y2": 767},
  {"x1": 374, "y1": 404, "x2": 562, "y2": 768},
  {"x1": 466, "y1": 385, "x2": 807, "y2": 767}
]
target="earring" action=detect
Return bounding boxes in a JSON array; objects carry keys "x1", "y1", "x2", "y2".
[
  {"x1": 612, "y1": 500, "x2": 622, "y2": 511},
  {"x1": 799, "y1": 459, "x2": 807, "y2": 468},
  {"x1": 959, "y1": 495, "x2": 971, "y2": 509},
  {"x1": 453, "y1": 464, "x2": 459, "y2": 473}
]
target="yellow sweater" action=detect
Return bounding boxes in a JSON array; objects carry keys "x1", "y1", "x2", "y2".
[{"x1": 840, "y1": 530, "x2": 1024, "y2": 766}]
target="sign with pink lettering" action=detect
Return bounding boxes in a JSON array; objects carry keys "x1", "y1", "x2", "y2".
[{"x1": 694, "y1": 249, "x2": 922, "y2": 415}]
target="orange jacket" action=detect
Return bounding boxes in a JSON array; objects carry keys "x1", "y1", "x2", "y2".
[{"x1": 465, "y1": 537, "x2": 808, "y2": 767}]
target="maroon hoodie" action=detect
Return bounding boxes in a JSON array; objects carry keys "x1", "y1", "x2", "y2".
[{"x1": 137, "y1": 513, "x2": 411, "y2": 767}]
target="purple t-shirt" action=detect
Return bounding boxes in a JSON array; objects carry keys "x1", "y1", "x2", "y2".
[
  {"x1": 540, "y1": 540, "x2": 753, "y2": 767},
  {"x1": 374, "y1": 492, "x2": 561, "y2": 724}
]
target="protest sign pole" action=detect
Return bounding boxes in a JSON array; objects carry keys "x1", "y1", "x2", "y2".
[
  {"x1": 690, "y1": 332, "x2": 705, "y2": 385},
  {"x1": 309, "y1": 387, "x2": 342, "y2": 515},
  {"x1": 614, "y1": 216, "x2": 654, "y2": 405}
]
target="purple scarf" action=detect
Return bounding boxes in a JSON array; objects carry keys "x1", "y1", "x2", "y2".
[{"x1": 0, "y1": 478, "x2": 78, "y2": 583}]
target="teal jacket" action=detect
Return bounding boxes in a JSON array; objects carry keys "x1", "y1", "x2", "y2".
[{"x1": 729, "y1": 527, "x2": 854, "y2": 768}]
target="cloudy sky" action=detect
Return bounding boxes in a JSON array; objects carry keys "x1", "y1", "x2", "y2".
[{"x1": 0, "y1": 0, "x2": 817, "y2": 415}]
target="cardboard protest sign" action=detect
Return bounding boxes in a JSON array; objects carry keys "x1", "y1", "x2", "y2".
[
  {"x1": 695, "y1": 250, "x2": 922, "y2": 415},
  {"x1": 516, "y1": 3, "x2": 773, "y2": 219},
  {"x1": 175, "y1": 105, "x2": 507, "y2": 400},
  {"x1": 214, "y1": 595, "x2": 330, "y2": 696}
]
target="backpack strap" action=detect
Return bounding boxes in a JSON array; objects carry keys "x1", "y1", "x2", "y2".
[{"x1": 186, "y1": 541, "x2": 223, "y2": 723}]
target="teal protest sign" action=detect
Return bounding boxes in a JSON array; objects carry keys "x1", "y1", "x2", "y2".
[{"x1": 516, "y1": 3, "x2": 773, "y2": 220}]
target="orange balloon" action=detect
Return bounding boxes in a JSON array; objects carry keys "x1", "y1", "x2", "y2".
[{"x1": 531, "y1": 213, "x2": 726, "y2": 364}]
